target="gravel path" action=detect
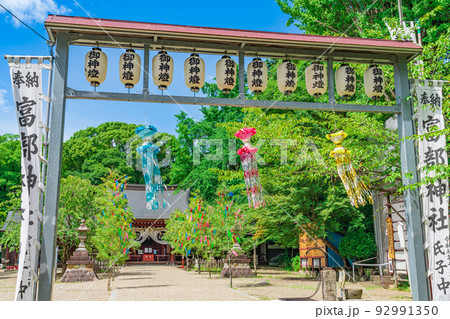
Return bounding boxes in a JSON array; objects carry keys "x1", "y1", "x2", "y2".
[{"x1": 0, "y1": 265, "x2": 412, "y2": 301}]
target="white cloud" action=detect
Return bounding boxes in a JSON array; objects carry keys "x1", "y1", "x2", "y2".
[
  {"x1": 0, "y1": 89, "x2": 11, "y2": 113},
  {"x1": 1, "y1": 0, "x2": 70, "y2": 26}
]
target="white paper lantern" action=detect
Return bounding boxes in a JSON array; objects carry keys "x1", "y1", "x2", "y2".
[
  {"x1": 335, "y1": 64, "x2": 356, "y2": 98},
  {"x1": 277, "y1": 59, "x2": 297, "y2": 95},
  {"x1": 216, "y1": 55, "x2": 236, "y2": 94},
  {"x1": 152, "y1": 51, "x2": 174, "y2": 90},
  {"x1": 305, "y1": 62, "x2": 327, "y2": 97},
  {"x1": 247, "y1": 58, "x2": 267, "y2": 95},
  {"x1": 364, "y1": 65, "x2": 384, "y2": 100},
  {"x1": 85, "y1": 47, "x2": 107, "y2": 87},
  {"x1": 184, "y1": 53, "x2": 205, "y2": 92},
  {"x1": 119, "y1": 49, "x2": 141, "y2": 89}
]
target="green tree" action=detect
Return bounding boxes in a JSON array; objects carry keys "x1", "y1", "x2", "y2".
[
  {"x1": 339, "y1": 228, "x2": 377, "y2": 261},
  {"x1": 57, "y1": 176, "x2": 99, "y2": 272},
  {"x1": 0, "y1": 134, "x2": 21, "y2": 205},
  {"x1": 276, "y1": 0, "x2": 450, "y2": 192},
  {"x1": 276, "y1": 0, "x2": 449, "y2": 44},
  {"x1": 164, "y1": 193, "x2": 253, "y2": 274},
  {"x1": 90, "y1": 171, "x2": 138, "y2": 290},
  {"x1": 0, "y1": 186, "x2": 21, "y2": 251}
]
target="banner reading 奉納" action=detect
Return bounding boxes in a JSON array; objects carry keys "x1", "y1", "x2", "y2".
[
  {"x1": 415, "y1": 79, "x2": 450, "y2": 301},
  {"x1": 8, "y1": 59, "x2": 45, "y2": 301}
]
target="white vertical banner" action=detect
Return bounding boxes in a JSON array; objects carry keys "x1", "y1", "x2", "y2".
[
  {"x1": 415, "y1": 79, "x2": 450, "y2": 301},
  {"x1": 8, "y1": 58, "x2": 44, "y2": 301}
]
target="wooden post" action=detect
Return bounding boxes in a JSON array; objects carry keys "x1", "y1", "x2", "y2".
[
  {"x1": 322, "y1": 268, "x2": 337, "y2": 301},
  {"x1": 228, "y1": 253, "x2": 233, "y2": 288},
  {"x1": 253, "y1": 243, "x2": 257, "y2": 276}
]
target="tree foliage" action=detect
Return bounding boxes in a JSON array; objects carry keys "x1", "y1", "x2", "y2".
[
  {"x1": 0, "y1": 134, "x2": 21, "y2": 206},
  {"x1": 0, "y1": 186, "x2": 21, "y2": 251},
  {"x1": 57, "y1": 176, "x2": 99, "y2": 271},
  {"x1": 89, "y1": 172, "x2": 138, "y2": 268}
]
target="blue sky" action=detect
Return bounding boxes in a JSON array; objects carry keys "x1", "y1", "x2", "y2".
[{"x1": 0, "y1": 0, "x2": 300, "y2": 139}]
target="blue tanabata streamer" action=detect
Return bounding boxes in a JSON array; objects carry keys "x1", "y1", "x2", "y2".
[{"x1": 136, "y1": 125, "x2": 165, "y2": 211}]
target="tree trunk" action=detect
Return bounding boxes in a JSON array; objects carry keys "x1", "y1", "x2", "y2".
[
  {"x1": 198, "y1": 256, "x2": 201, "y2": 274},
  {"x1": 107, "y1": 267, "x2": 112, "y2": 291},
  {"x1": 322, "y1": 238, "x2": 350, "y2": 268},
  {"x1": 208, "y1": 255, "x2": 211, "y2": 279},
  {"x1": 253, "y1": 243, "x2": 257, "y2": 277},
  {"x1": 112, "y1": 263, "x2": 115, "y2": 281}
]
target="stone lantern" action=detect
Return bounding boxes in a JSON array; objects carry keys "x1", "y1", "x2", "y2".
[{"x1": 60, "y1": 219, "x2": 96, "y2": 282}]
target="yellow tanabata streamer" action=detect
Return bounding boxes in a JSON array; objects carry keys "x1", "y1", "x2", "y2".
[{"x1": 326, "y1": 131, "x2": 373, "y2": 207}]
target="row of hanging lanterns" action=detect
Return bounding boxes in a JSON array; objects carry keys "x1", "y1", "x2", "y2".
[{"x1": 84, "y1": 47, "x2": 385, "y2": 99}]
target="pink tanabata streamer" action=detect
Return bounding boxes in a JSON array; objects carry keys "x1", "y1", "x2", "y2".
[{"x1": 235, "y1": 127, "x2": 265, "y2": 208}]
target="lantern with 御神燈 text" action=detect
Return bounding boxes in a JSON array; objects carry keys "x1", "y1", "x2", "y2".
[
  {"x1": 152, "y1": 51, "x2": 173, "y2": 90},
  {"x1": 247, "y1": 58, "x2": 267, "y2": 95},
  {"x1": 364, "y1": 65, "x2": 384, "y2": 100},
  {"x1": 216, "y1": 55, "x2": 236, "y2": 94},
  {"x1": 85, "y1": 47, "x2": 107, "y2": 87},
  {"x1": 277, "y1": 59, "x2": 297, "y2": 95},
  {"x1": 119, "y1": 49, "x2": 141, "y2": 89},
  {"x1": 184, "y1": 53, "x2": 205, "y2": 92},
  {"x1": 305, "y1": 61, "x2": 327, "y2": 97},
  {"x1": 335, "y1": 64, "x2": 356, "y2": 99}
]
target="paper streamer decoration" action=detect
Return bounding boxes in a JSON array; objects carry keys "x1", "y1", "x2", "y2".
[
  {"x1": 326, "y1": 131, "x2": 372, "y2": 207},
  {"x1": 235, "y1": 127, "x2": 265, "y2": 208},
  {"x1": 136, "y1": 125, "x2": 165, "y2": 210}
]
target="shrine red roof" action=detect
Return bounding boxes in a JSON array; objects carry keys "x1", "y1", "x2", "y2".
[{"x1": 45, "y1": 15, "x2": 422, "y2": 63}]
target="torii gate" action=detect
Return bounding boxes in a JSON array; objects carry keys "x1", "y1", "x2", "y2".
[{"x1": 40, "y1": 15, "x2": 427, "y2": 300}]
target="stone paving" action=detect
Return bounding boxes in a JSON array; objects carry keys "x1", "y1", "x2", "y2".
[{"x1": 0, "y1": 265, "x2": 412, "y2": 301}]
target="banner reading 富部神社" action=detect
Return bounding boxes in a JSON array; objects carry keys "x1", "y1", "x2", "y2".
[
  {"x1": 415, "y1": 79, "x2": 450, "y2": 301},
  {"x1": 8, "y1": 59, "x2": 46, "y2": 301}
]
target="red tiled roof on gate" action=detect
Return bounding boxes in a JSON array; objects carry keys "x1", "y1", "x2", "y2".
[{"x1": 45, "y1": 15, "x2": 422, "y2": 52}]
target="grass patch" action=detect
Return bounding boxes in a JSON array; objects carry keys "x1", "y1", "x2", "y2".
[
  {"x1": 361, "y1": 284, "x2": 379, "y2": 291},
  {"x1": 391, "y1": 281, "x2": 411, "y2": 292},
  {"x1": 259, "y1": 296, "x2": 273, "y2": 300},
  {"x1": 291, "y1": 284, "x2": 316, "y2": 290}
]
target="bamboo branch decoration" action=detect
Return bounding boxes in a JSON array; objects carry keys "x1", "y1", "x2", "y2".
[{"x1": 326, "y1": 131, "x2": 373, "y2": 207}]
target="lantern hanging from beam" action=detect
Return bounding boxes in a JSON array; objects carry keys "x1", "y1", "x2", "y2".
[
  {"x1": 136, "y1": 125, "x2": 166, "y2": 210},
  {"x1": 152, "y1": 51, "x2": 173, "y2": 90},
  {"x1": 216, "y1": 55, "x2": 236, "y2": 94},
  {"x1": 247, "y1": 58, "x2": 267, "y2": 95},
  {"x1": 235, "y1": 127, "x2": 265, "y2": 208},
  {"x1": 305, "y1": 61, "x2": 327, "y2": 97},
  {"x1": 184, "y1": 53, "x2": 205, "y2": 92},
  {"x1": 364, "y1": 65, "x2": 384, "y2": 100},
  {"x1": 85, "y1": 47, "x2": 107, "y2": 87},
  {"x1": 335, "y1": 64, "x2": 356, "y2": 98},
  {"x1": 277, "y1": 59, "x2": 297, "y2": 95},
  {"x1": 119, "y1": 49, "x2": 141, "y2": 89},
  {"x1": 326, "y1": 130, "x2": 373, "y2": 207}
]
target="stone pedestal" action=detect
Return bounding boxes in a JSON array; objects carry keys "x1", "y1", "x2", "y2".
[
  {"x1": 321, "y1": 268, "x2": 337, "y2": 301},
  {"x1": 60, "y1": 220, "x2": 96, "y2": 283},
  {"x1": 220, "y1": 243, "x2": 254, "y2": 278}
]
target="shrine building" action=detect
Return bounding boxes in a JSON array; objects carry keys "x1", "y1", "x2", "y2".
[{"x1": 125, "y1": 184, "x2": 189, "y2": 264}]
